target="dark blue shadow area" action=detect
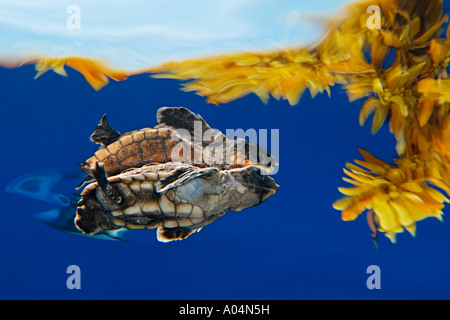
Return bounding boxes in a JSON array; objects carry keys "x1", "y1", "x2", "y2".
[{"x1": 0, "y1": 61, "x2": 449, "y2": 299}]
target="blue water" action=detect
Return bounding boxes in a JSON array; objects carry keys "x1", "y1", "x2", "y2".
[{"x1": 1, "y1": 62, "x2": 449, "y2": 300}]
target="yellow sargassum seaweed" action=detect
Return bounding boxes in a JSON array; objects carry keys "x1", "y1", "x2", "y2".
[
  {"x1": 5, "y1": 0, "x2": 449, "y2": 243},
  {"x1": 151, "y1": 0, "x2": 450, "y2": 243},
  {"x1": 21, "y1": 57, "x2": 130, "y2": 90}
]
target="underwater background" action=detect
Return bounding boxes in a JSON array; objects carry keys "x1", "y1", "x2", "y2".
[{"x1": 1, "y1": 1, "x2": 450, "y2": 300}]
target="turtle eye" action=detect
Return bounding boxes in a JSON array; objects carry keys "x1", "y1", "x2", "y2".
[
  {"x1": 108, "y1": 188, "x2": 123, "y2": 204},
  {"x1": 251, "y1": 167, "x2": 261, "y2": 175},
  {"x1": 113, "y1": 194, "x2": 123, "y2": 204}
]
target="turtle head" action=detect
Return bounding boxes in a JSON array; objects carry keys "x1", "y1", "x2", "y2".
[{"x1": 228, "y1": 166, "x2": 279, "y2": 211}]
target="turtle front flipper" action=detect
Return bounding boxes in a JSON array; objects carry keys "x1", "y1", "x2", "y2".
[
  {"x1": 156, "y1": 166, "x2": 220, "y2": 193},
  {"x1": 90, "y1": 114, "x2": 121, "y2": 146},
  {"x1": 157, "y1": 107, "x2": 223, "y2": 147},
  {"x1": 157, "y1": 107, "x2": 211, "y2": 134},
  {"x1": 156, "y1": 226, "x2": 202, "y2": 242}
]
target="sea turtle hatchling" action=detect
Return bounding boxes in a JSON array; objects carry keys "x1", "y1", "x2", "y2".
[
  {"x1": 77, "y1": 107, "x2": 277, "y2": 188},
  {"x1": 75, "y1": 162, "x2": 279, "y2": 242}
]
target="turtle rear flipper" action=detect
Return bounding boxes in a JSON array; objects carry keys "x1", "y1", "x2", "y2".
[
  {"x1": 90, "y1": 114, "x2": 121, "y2": 146},
  {"x1": 75, "y1": 205, "x2": 102, "y2": 234},
  {"x1": 75, "y1": 204, "x2": 122, "y2": 235},
  {"x1": 75, "y1": 178, "x2": 92, "y2": 190},
  {"x1": 156, "y1": 226, "x2": 201, "y2": 242}
]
